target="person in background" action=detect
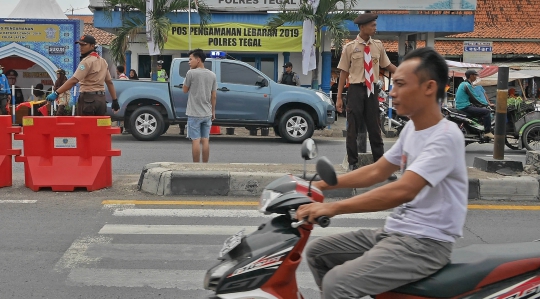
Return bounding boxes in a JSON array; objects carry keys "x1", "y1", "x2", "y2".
[
  {"x1": 115, "y1": 66, "x2": 128, "y2": 130},
  {"x1": 156, "y1": 61, "x2": 169, "y2": 82},
  {"x1": 116, "y1": 66, "x2": 128, "y2": 80},
  {"x1": 29, "y1": 83, "x2": 46, "y2": 101},
  {"x1": 46, "y1": 35, "x2": 119, "y2": 115},
  {"x1": 183, "y1": 48, "x2": 217, "y2": 163},
  {"x1": 5, "y1": 69, "x2": 24, "y2": 105},
  {"x1": 472, "y1": 78, "x2": 494, "y2": 106},
  {"x1": 0, "y1": 65, "x2": 11, "y2": 115},
  {"x1": 129, "y1": 69, "x2": 139, "y2": 80},
  {"x1": 455, "y1": 69, "x2": 494, "y2": 139},
  {"x1": 53, "y1": 69, "x2": 70, "y2": 116},
  {"x1": 279, "y1": 62, "x2": 300, "y2": 86},
  {"x1": 336, "y1": 12, "x2": 397, "y2": 180}
]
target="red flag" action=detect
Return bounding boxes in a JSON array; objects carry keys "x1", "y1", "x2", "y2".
[
  {"x1": 16, "y1": 102, "x2": 32, "y2": 111},
  {"x1": 38, "y1": 104, "x2": 48, "y2": 116},
  {"x1": 5, "y1": 103, "x2": 9, "y2": 115}
]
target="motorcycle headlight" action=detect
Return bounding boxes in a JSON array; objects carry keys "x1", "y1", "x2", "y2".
[
  {"x1": 316, "y1": 91, "x2": 333, "y2": 105},
  {"x1": 258, "y1": 190, "x2": 282, "y2": 213},
  {"x1": 204, "y1": 259, "x2": 238, "y2": 290}
]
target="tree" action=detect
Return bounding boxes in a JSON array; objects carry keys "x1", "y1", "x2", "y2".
[
  {"x1": 104, "y1": 0, "x2": 211, "y2": 80},
  {"x1": 267, "y1": 0, "x2": 358, "y2": 89}
]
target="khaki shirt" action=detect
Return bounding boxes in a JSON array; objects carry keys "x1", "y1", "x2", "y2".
[
  {"x1": 337, "y1": 35, "x2": 391, "y2": 84},
  {"x1": 73, "y1": 54, "x2": 112, "y2": 92}
]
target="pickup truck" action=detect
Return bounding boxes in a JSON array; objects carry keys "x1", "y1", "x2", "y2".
[{"x1": 106, "y1": 58, "x2": 335, "y2": 143}]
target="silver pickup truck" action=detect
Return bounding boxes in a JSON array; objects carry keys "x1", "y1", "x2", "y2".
[{"x1": 106, "y1": 58, "x2": 335, "y2": 143}]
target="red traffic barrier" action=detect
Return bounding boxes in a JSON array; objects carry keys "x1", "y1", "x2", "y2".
[
  {"x1": 210, "y1": 125, "x2": 221, "y2": 135},
  {"x1": 14, "y1": 117, "x2": 121, "y2": 192},
  {"x1": 0, "y1": 116, "x2": 21, "y2": 188}
]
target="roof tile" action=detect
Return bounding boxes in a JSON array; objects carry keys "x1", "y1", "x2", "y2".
[{"x1": 68, "y1": 15, "x2": 116, "y2": 46}]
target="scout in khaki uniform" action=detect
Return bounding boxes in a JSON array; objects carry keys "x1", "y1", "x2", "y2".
[
  {"x1": 336, "y1": 13, "x2": 397, "y2": 179},
  {"x1": 47, "y1": 35, "x2": 120, "y2": 115}
]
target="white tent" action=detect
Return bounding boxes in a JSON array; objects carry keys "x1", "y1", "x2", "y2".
[
  {"x1": 8, "y1": 0, "x2": 67, "y2": 19},
  {"x1": 478, "y1": 70, "x2": 534, "y2": 86}
]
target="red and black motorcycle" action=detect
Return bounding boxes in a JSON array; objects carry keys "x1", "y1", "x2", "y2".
[{"x1": 204, "y1": 139, "x2": 540, "y2": 299}]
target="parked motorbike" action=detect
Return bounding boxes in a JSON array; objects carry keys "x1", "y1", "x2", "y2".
[
  {"x1": 204, "y1": 139, "x2": 540, "y2": 299},
  {"x1": 379, "y1": 89, "x2": 408, "y2": 138}
]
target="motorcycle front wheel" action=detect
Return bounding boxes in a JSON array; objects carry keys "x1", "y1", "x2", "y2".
[{"x1": 380, "y1": 115, "x2": 402, "y2": 138}]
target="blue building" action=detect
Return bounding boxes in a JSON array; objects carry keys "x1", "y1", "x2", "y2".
[{"x1": 89, "y1": 0, "x2": 475, "y2": 94}]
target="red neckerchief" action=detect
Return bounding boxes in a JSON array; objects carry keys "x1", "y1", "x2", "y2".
[{"x1": 89, "y1": 52, "x2": 100, "y2": 58}]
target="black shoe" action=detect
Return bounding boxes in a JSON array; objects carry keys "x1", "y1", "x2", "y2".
[
  {"x1": 348, "y1": 164, "x2": 358, "y2": 172},
  {"x1": 388, "y1": 173, "x2": 397, "y2": 181}
]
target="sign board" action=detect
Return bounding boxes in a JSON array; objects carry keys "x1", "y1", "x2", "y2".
[
  {"x1": 463, "y1": 41, "x2": 493, "y2": 64},
  {"x1": 0, "y1": 24, "x2": 60, "y2": 43},
  {"x1": 164, "y1": 23, "x2": 302, "y2": 52},
  {"x1": 54, "y1": 137, "x2": 77, "y2": 148},
  {"x1": 196, "y1": 0, "x2": 477, "y2": 12},
  {"x1": 48, "y1": 46, "x2": 65, "y2": 55}
]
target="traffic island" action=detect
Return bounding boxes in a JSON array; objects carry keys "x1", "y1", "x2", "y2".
[
  {"x1": 137, "y1": 162, "x2": 540, "y2": 201},
  {"x1": 473, "y1": 157, "x2": 524, "y2": 174}
]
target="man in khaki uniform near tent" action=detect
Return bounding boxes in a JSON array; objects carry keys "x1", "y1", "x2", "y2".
[{"x1": 47, "y1": 35, "x2": 119, "y2": 115}]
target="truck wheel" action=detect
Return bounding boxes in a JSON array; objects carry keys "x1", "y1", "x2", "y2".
[
  {"x1": 278, "y1": 109, "x2": 314, "y2": 143},
  {"x1": 273, "y1": 126, "x2": 281, "y2": 137},
  {"x1": 161, "y1": 123, "x2": 170, "y2": 135},
  {"x1": 130, "y1": 106, "x2": 164, "y2": 141}
]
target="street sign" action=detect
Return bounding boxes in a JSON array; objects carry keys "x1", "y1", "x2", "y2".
[{"x1": 463, "y1": 41, "x2": 493, "y2": 64}]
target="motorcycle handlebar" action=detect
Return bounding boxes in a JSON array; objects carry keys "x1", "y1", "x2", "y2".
[
  {"x1": 316, "y1": 216, "x2": 331, "y2": 228},
  {"x1": 291, "y1": 216, "x2": 331, "y2": 228}
]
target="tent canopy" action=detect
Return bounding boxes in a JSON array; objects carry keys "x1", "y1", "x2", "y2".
[
  {"x1": 8, "y1": 0, "x2": 67, "y2": 19},
  {"x1": 478, "y1": 70, "x2": 534, "y2": 86}
]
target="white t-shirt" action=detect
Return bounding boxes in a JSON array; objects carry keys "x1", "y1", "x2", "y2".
[{"x1": 383, "y1": 118, "x2": 468, "y2": 243}]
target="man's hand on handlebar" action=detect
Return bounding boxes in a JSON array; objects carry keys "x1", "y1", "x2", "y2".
[{"x1": 296, "y1": 202, "x2": 336, "y2": 225}]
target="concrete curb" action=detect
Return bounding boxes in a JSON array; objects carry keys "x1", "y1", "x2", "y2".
[{"x1": 138, "y1": 164, "x2": 540, "y2": 201}]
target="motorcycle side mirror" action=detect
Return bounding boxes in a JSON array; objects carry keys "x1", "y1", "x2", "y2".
[
  {"x1": 316, "y1": 156, "x2": 338, "y2": 186},
  {"x1": 301, "y1": 138, "x2": 317, "y2": 160}
]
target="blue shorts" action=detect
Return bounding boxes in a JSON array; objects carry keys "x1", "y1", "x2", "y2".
[{"x1": 187, "y1": 116, "x2": 212, "y2": 140}]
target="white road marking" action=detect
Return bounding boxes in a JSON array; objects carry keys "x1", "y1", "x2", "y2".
[
  {"x1": 111, "y1": 208, "x2": 390, "y2": 220},
  {"x1": 85, "y1": 244, "x2": 222, "y2": 261},
  {"x1": 54, "y1": 235, "x2": 112, "y2": 271},
  {"x1": 0, "y1": 200, "x2": 37, "y2": 203},
  {"x1": 99, "y1": 224, "x2": 370, "y2": 237}
]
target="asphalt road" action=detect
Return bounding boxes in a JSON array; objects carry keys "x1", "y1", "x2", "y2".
[
  {"x1": 10, "y1": 134, "x2": 528, "y2": 175},
  {"x1": 0, "y1": 196, "x2": 538, "y2": 299},
  {"x1": 2, "y1": 132, "x2": 535, "y2": 298}
]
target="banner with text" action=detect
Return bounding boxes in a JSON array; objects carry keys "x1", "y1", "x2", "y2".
[
  {"x1": 0, "y1": 24, "x2": 60, "y2": 42},
  {"x1": 164, "y1": 23, "x2": 303, "y2": 52}
]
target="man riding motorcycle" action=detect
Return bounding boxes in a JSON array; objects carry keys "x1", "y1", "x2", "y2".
[
  {"x1": 296, "y1": 48, "x2": 468, "y2": 298},
  {"x1": 455, "y1": 69, "x2": 494, "y2": 139}
]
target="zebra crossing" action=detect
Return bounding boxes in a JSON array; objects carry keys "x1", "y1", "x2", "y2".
[{"x1": 54, "y1": 203, "x2": 389, "y2": 297}]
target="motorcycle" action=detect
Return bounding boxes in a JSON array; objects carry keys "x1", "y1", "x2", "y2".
[
  {"x1": 204, "y1": 139, "x2": 540, "y2": 299},
  {"x1": 442, "y1": 105, "x2": 499, "y2": 147},
  {"x1": 379, "y1": 89, "x2": 408, "y2": 138}
]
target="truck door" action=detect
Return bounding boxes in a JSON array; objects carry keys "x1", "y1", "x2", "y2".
[
  {"x1": 216, "y1": 61, "x2": 271, "y2": 121},
  {"x1": 170, "y1": 60, "x2": 213, "y2": 120}
]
